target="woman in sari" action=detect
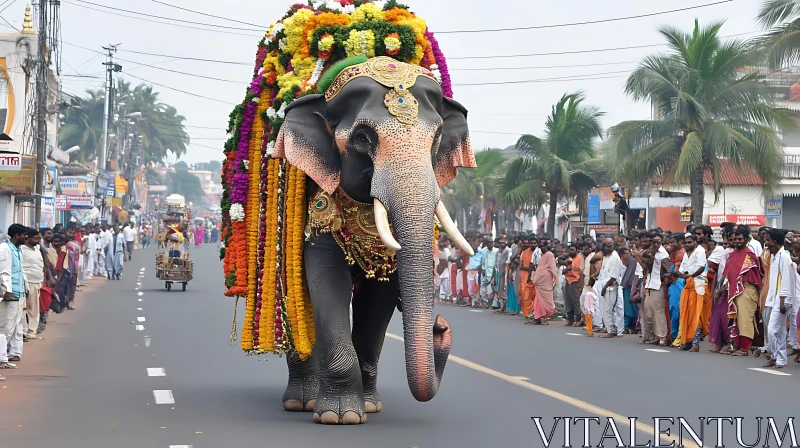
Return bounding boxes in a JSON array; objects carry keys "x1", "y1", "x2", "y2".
[
  {"x1": 194, "y1": 225, "x2": 204, "y2": 246},
  {"x1": 531, "y1": 239, "x2": 558, "y2": 325}
]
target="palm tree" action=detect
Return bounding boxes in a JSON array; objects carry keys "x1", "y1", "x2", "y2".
[
  {"x1": 608, "y1": 20, "x2": 795, "y2": 223},
  {"x1": 59, "y1": 81, "x2": 189, "y2": 166},
  {"x1": 756, "y1": 0, "x2": 800, "y2": 70},
  {"x1": 441, "y1": 148, "x2": 505, "y2": 232},
  {"x1": 502, "y1": 92, "x2": 602, "y2": 236}
]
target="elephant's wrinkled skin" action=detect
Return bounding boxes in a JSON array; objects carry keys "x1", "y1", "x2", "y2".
[{"x1": 275, "y1": 71, "x2": 475, "y2": 424}]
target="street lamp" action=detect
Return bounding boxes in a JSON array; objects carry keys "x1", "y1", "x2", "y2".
[
  {"x1": 65, "y1": 146, "x2": 80, "y2": 154},
  {"x1": 126, "y1": 112, "x2": 142, "y2": 118}
]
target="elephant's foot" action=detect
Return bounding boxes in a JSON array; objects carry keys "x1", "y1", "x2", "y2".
[
  {"x1": 311, "y1": 392, "x2": 367, "y2": 424},
  {"x1": 282, "y1": 377, "x2": 319, "y2": 412},
  {"x1": 363, "y1": 391, "x2": 383, "y2": 413}
]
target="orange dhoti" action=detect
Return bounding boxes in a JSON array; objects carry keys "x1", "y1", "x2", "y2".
[
  {"x1": 520, "y1": 281, "x2": 536, "y2": 317},
  {"x1": 679, "y1": 277, "x2": 705, "y2": 344}
]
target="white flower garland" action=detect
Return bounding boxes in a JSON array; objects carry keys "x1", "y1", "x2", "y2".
[
  {"x1": 266, "y1": 141, "x2": 276, "y2": 156},
  {"x1": 230, "y1": 203, "x2": 245, "y2": 222},
  {"x1": 307, "y1": 58, "x2": 327, "y2": 89},
  {"x1": 243, "y1": 160, "x2": 249, "y2": 171},
  {"x1": 430, "y1": 63, "x2": 442, "y2": 82}
]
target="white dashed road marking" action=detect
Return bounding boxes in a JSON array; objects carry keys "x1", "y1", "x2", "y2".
[
  {"x1": 138, "y1": 292, "x2": 144, "y2": 296},
  {"x1": 566, "y1": 333, "x2": 581, "y2": 336},
  {"x1": 153, "y1": 390, "x2": 175, "y2": 404},
  {"x1": 645, "y1": 349, "x2": 670, "y2": 353},
  {"x1": 169, "y1": 445, "x2": 193, "y2": 448},
  {"x1": 147, "y1": 368, "x2": 166, "y2": 377},
  {"x1": 137, "y1": 317, "x2": 146, "y2": 322},
  {"x1": 138, "y1": 299, "x2": 142, "y2": 302},
  {"x1": 137, "y1": 308, "x2": 142, "y2": 311},
  {"x1": 469, "y1": 310, "x2": 482, "y2": 313},
  {"x1": 144, "y1": 336, "x2": 151, "y2": 347},
  {"x1": 749, "y1": 367, "x2": 791, "y2": 376},
  {"x1": 135, "y1": 325, "x2": 144, "y2": 331}
]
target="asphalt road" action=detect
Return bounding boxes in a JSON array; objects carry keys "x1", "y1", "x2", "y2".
[{"x1": 2, "y1": 245, "x2": 798, "y2": 448}]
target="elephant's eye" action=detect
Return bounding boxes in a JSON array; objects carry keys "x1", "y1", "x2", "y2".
[{"x1": 352, "y1": 130, "x2": 374, "y2": 151}]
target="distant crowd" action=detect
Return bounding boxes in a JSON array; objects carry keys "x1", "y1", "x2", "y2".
[{"x1": 435, "y1": 222, "x2": 800, "y2": 369}]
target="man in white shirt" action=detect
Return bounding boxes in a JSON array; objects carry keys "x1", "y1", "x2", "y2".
[
  {"x1": 21, "y1": 228, "x2": 44, "y2": 340},
  {"x1": 678, "y1": 234, "x2": 707, "y2": 351},
  {"x1": 641, "y1": 233, "x2": 670, "y2": 345},
  {"x1": 764, "y1": 229, "x2": 792, "y2": 369},
  {"x1": 594, "y1": 238, "x2": 622, "y2": 338},
  {"x1": 748, "y1": 233, "x2": 763, "y2": 259},
  {"x1": 0, "y1": 224, "x2": 28, "y2": 371},
  {"x1": 122, "y1": 223, "x2": 136, "y2": 261},
  {"x1": 789, "y1": 235, "x2": 800, "y2": 362}
]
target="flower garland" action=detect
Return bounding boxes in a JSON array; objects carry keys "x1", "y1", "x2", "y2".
[{"x1": 224, "y1": 0, "x2": 452, "y2": 360}]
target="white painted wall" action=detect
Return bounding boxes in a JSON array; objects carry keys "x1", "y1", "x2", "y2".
[{"x1": 650, "y1": 185, "x2": 766, "y2": 225}]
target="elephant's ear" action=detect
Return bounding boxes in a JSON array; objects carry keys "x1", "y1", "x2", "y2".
[
  {"x1": 275, "y1": 94, "x2": 340, "y2": 194},
  {"x1": 434, "y1": 97, "x2": 476, "y2": 188}
]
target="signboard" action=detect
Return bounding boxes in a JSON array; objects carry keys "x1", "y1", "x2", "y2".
[
  {"x1": 56, "y1": 194, "x2": 94, "y2": 210},
  {"x1": 587, "y1": 194, "x2": 601, "y2": 224},
  {"x1": 588, "y1": 225, "x2": 619, "y2": 234},
  {"x1": 680, "y1": 207, "x2": 692, "y2": 222},
  {"x1": 44, "y1": 166, "x2": 57, "y2": 193},
  {"x1": 708, "y1": 214, "x2": 766, "y2": 226},
  {"x1": 115, "y1": 175, "x2": 128, "y2": 197},
  {"x1": 40, "y1": 195, "x2": 55, "y2": 228},
  {"x1": 766, "y1": 195, "x2": 782, "y2": 218},
  {"x1": 60, "y1": 176, "x2": 87, "y2": 195},
  {"x1": 0, "y1": 151, "x2": 21, "y2": 170},
  {"x1": 0, "y1": 155, "x2": 34, "y2": 194}
]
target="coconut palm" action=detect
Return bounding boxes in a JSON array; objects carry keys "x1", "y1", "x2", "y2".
[
  {"x1": 441, "y1": 148, "x2": 505, "y2": 232},
  {"x1": 59, "y1": 81, "x2": 189, "y2": 166},
  {"x1": 756, "y1": 0, "x2": 800, "y2": 70},
  {"x1": 501, "y1": 92, "x2": 602, "y2": 236},
  {"x1": 608, "y1": 20, "x2": 796, "y2": 223}
]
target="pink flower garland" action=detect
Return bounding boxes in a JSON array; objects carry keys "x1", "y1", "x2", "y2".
[
  {"x1": 425, "y1": 30, "x2": 453, "y2": 99},
  {"x1": 231, "y1": 75, "x2": 263, "y2": 204}
]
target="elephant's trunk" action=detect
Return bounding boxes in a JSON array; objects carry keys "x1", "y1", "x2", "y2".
[{"x1": 372, "y1": 164, "x2": 452, "y2": 403}]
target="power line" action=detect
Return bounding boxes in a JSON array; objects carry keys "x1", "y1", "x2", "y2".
[
  {"x1": 149, "y1": 0, "x2": 264, "y2": 28},
  {"x1": 454, "y1": 72, "x2": 630, "y2": 86},
  {"x1": 450, "y1": 61, "x2": 639, "y2": 71},
  {"x1": 189, "y1": 142, "x2": 225, "y2": 151},
  {"x1": 71, "y1": 0, "x2": 263, "y2": 31},
  {"x1": 63, "y1": 41, "x2": 242, "y2": 83},
  {"x1": 436, "y1": 0, "x2": 734, "y2": 34},
  {"x1": 62, "y1": 0, "x2": 260, "y2": 37},
  {"x1": 122, "y1": 73, "x2": 235, "y2": 105}
]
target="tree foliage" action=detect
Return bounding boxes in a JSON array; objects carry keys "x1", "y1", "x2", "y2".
[
  {"x1": 59, "y1": 79, "x2": 190, "y2": 166},
  {"x1": 168, "y1": 170, "x2": 204, "y2": 204},
  {"x1": 502, "y1": 92, "x2": 603, "y2": 234},
  {"x1": 608, "y1": 20, "x2": 796, "y2": 222}
]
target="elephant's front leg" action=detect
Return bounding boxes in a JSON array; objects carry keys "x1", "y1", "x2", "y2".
[
  {"x1": 304, "y1": 235, "x2": 366, "y2": 424},
  {"x1": 282, "y1": 350, "x2": 318, "y2": 412},
  {"x1": 351, "y1": 275, "x2": 399, "y2": 413}
]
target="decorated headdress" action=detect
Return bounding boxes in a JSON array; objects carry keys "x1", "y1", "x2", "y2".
[{"x1": 221, "y1": 0, "x2": 454, "y2": 360}]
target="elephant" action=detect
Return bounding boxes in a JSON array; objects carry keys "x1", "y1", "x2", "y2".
[{"x1": 274, "y1": 56, "x2": 476, "y2": 425}]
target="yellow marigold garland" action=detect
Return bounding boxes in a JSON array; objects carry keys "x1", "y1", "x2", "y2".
[
  {"x1": 292, "y1": 168, "x2": 314, "y2": 359},
  {"x1": 284, "y1": 166, "x2": 298, "y2": 348},
  {"x1": 259, "y1": 158, "x2": 279, "y2": 351}
]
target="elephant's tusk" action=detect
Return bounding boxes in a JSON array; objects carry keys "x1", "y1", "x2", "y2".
[
  {"x1": 435, "y1": 201, "x2": 474, "y2": 257},
  {"x1": 373, "y1": 198, "x2": 402, "y2": 252}
]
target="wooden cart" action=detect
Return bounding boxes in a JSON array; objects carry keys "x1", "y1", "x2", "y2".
[{"x1": 155, "y1": 252, "x2": 193, "y2": 291}]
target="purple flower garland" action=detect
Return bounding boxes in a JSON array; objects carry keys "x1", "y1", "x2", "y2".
[
  {"x1": 230, "y1": 74, "x2": 264, "y2": 204},
  {"x1": 426, "y1": 30, "x2": 453, "y2": 99}
]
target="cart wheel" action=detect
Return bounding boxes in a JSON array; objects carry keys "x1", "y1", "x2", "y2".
[
  {"x1": 166, "y1": 282, "x2": 171, "y2": 291},
  {"x1": 182, "y1": 282, "x2": 187, "y2": 291}
]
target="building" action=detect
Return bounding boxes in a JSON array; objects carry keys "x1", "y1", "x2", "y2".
[
  {"x1": 188, "y1": 169, "x2": 222, "y2": 205},
  {"x1": 0, "y1": 4, "x2": 58, "y2": 231}
]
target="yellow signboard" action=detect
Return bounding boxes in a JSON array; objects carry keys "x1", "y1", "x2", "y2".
[{"x1": 0, "y1": 155, "x2": 34, "y2": 194}]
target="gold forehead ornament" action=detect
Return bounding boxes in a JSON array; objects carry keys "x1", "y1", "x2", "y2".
[{"x1": 324, "y1": 56, "x2": 440, "y2": 126}]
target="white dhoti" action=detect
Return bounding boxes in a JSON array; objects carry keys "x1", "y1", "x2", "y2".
[
  {"x1": 83, "y1": 251, "x2": 94, "y2": 280},
  {"x1": 615, "y1": 285, "x2": 625, "y2": 336},
  {"x1": 768, "y1": 305, "x2": 789, "y2": 366},
  {"x1": 0, "y1": 299, "x2": 24, "y2": 359},
  {"x1": 96, "y1": 251, "x2": 106, "y2": 276}
]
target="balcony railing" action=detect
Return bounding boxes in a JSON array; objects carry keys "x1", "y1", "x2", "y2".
[{"x1": 784, "y1": 154, "x2": 800, "y2": 179}]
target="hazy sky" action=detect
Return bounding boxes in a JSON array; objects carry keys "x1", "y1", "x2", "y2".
[{"x1": 0, "y1": 0, "x2": 763, "y2": 164}]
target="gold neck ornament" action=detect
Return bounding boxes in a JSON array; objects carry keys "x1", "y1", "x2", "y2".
[{"x1": 324, "y1": 56, "x2": 439, "y2": 126}]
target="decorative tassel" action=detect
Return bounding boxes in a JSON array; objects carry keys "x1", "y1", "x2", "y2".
[{"x1": 230, "y1": 296, "x2": 239, "y2": 345}]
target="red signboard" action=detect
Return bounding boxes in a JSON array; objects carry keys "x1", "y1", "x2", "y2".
[{"x1": 708, "y1": 214, "x2": 766, "y2": 226}]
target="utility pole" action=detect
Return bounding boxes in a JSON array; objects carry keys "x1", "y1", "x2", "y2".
[
  {"x1": 99, "y1": 44, "x2": 121, "y2": 173},
  {"x1": 97, "y1": 44, "x2": 121, "y2": 219},
  {"x1": 33, "y1": 0, "x2": 50, "y2": 227}
]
